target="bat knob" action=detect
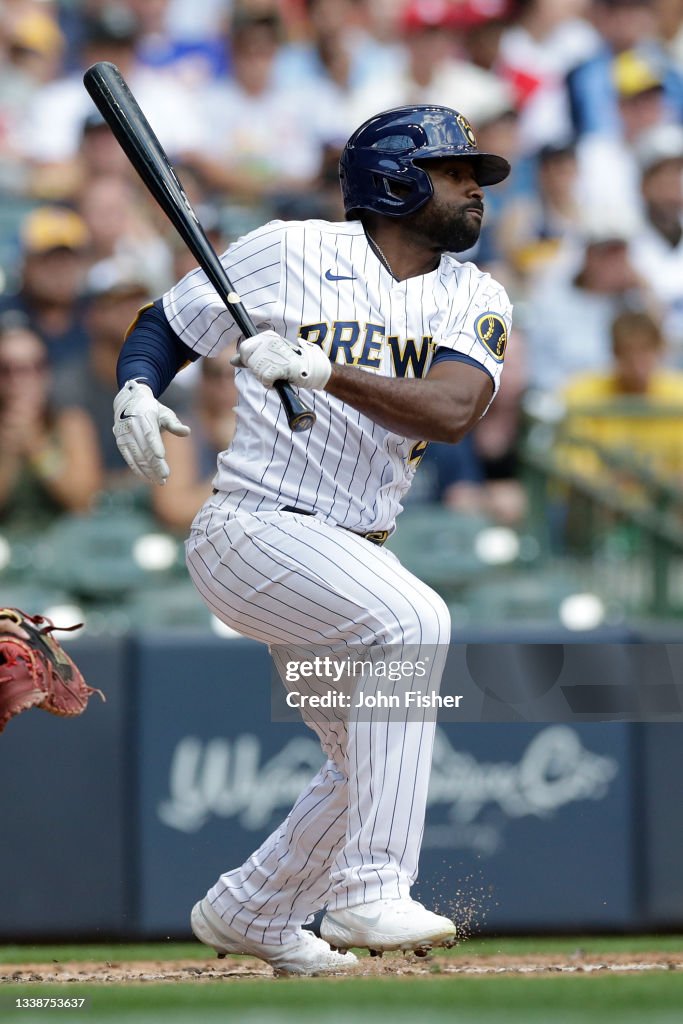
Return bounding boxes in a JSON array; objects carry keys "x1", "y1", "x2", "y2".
[
  {"x1": 274, "y1": 380, "x2": 316, "y2": 433},
  {"x1": 289, "y1": 410, "x2": 317, "y2": 433}
]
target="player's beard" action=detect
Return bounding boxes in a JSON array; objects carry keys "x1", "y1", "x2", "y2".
[{"x1": 410, "y1": 197, "x2": 484, "y2": 254}]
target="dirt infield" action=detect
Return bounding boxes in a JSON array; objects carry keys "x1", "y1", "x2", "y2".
[{"x1": 3, "y1": 951, "x2": 683, "y2": 984}]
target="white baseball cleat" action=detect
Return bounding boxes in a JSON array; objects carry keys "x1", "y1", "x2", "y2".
[
  {"x1": 191, "y1": 898, "x2": 358, "y2": 977},
  {"x1": 320, "y1": 898, "x2": 457, "y2": 955}
]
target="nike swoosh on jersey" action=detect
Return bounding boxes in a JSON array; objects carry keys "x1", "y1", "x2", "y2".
[{"x1": 325, "y1": 269, "x2": 357, "y2": 281}]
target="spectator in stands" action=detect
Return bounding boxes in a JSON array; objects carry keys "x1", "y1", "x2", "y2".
[
  {"x1": 560, "y1": 308, "x2": 683, "y2": 480},
  {"x1": 347, "y1": 0, "x2": 514, "y2": 135},
  {"x1": 0, "y1": 314, "x2": 101, "y2": 532},
  {"x1": 79, "y1": 110, "x2": 131, "y2": 180},
  {"x1": 403, "y1": 434, "x2": 486, "y2": 509},
  {"x1": 43, "y1": 109, "x2": 134, "y2": 203},
  {"x1": 459, "y1": 0, "x2": 519, "y2": 74},
  {"x1": 4, "y1": 3, "x2": 65, "y2": 86},
  {"x1": 78, "y1": 173, "x2": 174, "y2": 295},
  {"x1": 566, "y1": 0, "x2": 683, "y2": 137},
  {"x1": 163, "y1": 0, "x2": 229, "y2": 44},
  {"x1": 498, "y1": 0, "x2": 598, "y2": 152},
  {"x1": 152, "y1": 346, "x2": 238, "y2": 532},
  {"x1": 18, "y1": 8, "x2": 205, "y2": 200},
  {"x1": 51, "y1": 263, "x2": 154, "y2": 491},
  {"x1": 0, "y1": 5, "x2": 66, "y2": 197},
  {"x1": 181, "y1": 10, "x2": 333, "y2": 217},
  {"x1": 127, "y1": 0, "x2": 229, "y2": 87},
  {"x1": 524, "y1": 208, "x2": 653, "y2": 395},
  {"x1": 276, "y1": 0, "x2": 397, "y2": 96},
  {"x1": 0, "y1": 206, "x2": 91, "y2": 369},
  {"x1": 629, "y1": 122, "x2": 683, "y2": 357},
  {"x1": 497, "y1": 141, "x2": 583, "y2": 286},
  {"x1": 576, "y1": 47, "x2": 677, "y2": 214}
]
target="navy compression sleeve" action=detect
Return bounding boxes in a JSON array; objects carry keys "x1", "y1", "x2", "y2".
[{"x1": 116, "y1": 299, "x2": 200, "y2": 397}]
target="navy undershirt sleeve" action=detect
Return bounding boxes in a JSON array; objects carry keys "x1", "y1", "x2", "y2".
[
  {"x1": 116, "y1": 298, "x2": 200, "y2": 396},
  {"x1": 431, "y1": 346, "x2": 495, "y2": 386}
]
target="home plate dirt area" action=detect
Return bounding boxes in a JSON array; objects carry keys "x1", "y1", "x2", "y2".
[{"x1": 3, "y1": 950, "x2": 683, "y2": 984}]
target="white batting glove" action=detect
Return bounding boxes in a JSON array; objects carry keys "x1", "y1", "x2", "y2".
[
  {"x1": 113, "y1": 380, "x2": 191, "y2": 486},
  {"x1": 231, "y1": 330, "x2": 331, "y2": 390}
]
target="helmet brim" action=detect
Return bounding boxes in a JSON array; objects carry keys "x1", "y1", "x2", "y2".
[
  {"x1": 474, "y1": 153, "x2": 511, "y2": 186},
  {"x1": 415, "y1": 150, "x2": 511, "y2": 187}
]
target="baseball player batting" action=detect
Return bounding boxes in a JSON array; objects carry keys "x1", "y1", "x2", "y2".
[{"x1": 113, "y1": 105, "x2": 511, "y2": 976}]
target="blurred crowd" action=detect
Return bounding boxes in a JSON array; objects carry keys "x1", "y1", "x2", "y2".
[{"x1": 2, "y1": 0, "x2": 683, "y2": 542}]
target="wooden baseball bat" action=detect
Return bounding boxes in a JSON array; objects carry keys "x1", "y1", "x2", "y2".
[{"x1": 83, "y1": 61, "x2": 315, "y2": 433}]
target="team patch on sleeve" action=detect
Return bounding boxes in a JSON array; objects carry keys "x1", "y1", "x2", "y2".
[{"x1": 474, "y1": 312, "x2": 507, "y2": 362}]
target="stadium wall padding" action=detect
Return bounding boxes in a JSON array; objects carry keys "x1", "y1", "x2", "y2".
[{"x1": 1, "y1": 629, "x2": 682, "y2": 939}]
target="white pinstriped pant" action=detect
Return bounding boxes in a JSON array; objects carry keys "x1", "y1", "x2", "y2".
[{"x1": 185, "y1": 506, "x2": 450, "y2": 944}]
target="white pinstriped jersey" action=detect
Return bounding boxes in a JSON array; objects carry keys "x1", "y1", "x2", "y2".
[{"x1": 164, "y1": 219, "x2": 512, "y2": 533}]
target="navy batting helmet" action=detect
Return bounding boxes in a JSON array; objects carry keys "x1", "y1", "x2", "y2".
[{"x1": 339, "y1": 105, "x2": 511, "y2": 219}]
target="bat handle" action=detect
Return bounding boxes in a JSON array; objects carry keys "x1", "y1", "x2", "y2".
[{"x1": 275, "y1": 381, "x2": 316, "y2": 433}]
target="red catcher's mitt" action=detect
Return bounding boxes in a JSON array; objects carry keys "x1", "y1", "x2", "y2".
[{"x1": 0, "y1": 608, "x2": 104, "y2": 733}]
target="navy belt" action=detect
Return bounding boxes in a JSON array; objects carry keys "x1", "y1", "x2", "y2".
[
  {"x1": 210, "y1": 494, "x2": 389, "y2": 546},
  {"x1": 281, "y1": 506, "x2": 389, "y2": 546}
]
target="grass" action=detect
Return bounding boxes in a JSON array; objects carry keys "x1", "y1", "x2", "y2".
[
  {"x1": 1, "y1": 937, "x2": 682, "y2": 1024},
  {"x1": 2, "y1": 974, "x2": 683, "y2": 1023}
]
